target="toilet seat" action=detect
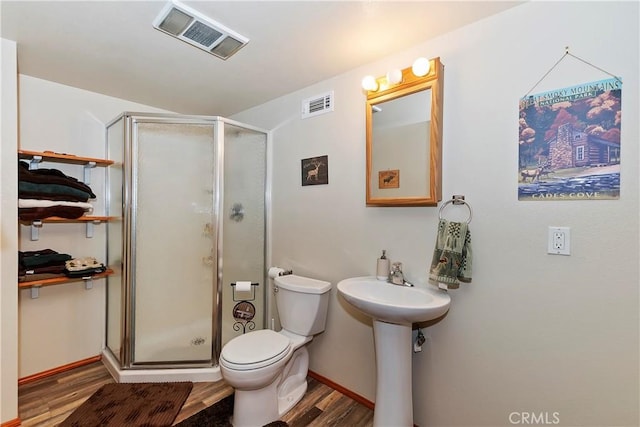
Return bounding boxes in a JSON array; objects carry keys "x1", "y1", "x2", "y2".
[{"x1": 220, "y1": 329, "x2": 291, "y2": 371}]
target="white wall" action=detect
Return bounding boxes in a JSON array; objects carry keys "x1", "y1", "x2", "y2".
[
  {"x1": 17, "y1": 75, "x2": 169, "y2": 377},
  {"x1": 1, "y1": 37, "x2": 19, "y2": 425},
  {"x1": 233, "y1": 2, "x2": 639, "y2": 426}
]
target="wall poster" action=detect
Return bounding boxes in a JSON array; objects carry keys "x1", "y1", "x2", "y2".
[{"x1": 518, "y1": 77, "x2": 622, "y2": 201}]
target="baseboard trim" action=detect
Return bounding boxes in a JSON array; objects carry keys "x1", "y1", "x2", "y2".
[
  {"x1": 18, "y1": 355, "x2": 102, "y2": 386},
  {"x1": 1, "y1": 417, "x2": 21, "y2": 427},
  {"x1": 308, "y1": 370, "x2": 375, "y2": 410}
]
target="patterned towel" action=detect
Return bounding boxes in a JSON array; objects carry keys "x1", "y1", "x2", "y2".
[{"x1": 428, "y1": 219, "x2": 472, "y2": 289}]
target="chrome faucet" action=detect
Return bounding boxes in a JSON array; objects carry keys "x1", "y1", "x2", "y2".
[{"x1": 389, "y1": 262, "x2": 413, "y2": 286}]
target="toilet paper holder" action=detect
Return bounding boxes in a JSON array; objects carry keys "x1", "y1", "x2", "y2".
[{"x1": 231, "y1": 282, "x2": 259, "y2": 302}]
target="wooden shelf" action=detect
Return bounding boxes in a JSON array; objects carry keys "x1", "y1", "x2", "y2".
[
  {"x1": 19, "y1": 268, "x2": 114, "y2": 290},
  {"x1": 18, "y1": 150, "x2": 114, "y2": 167},
  {"x1": 20, "y1": 216, "x2": 115, "y2": 224},
  {"x1": 20, "y1": 215, "x2": 116, "y2": 240}
]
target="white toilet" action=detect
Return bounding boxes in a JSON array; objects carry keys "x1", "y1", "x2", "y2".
[{"x1": 220, "y1": 274, "x2": 331, "y2": 427}]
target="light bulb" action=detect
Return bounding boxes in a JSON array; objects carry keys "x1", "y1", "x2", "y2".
[
  {"x1": 412, "y1": 57, "x2": 431, "y2": 77},
  {"x1": 386, "y1": 69, "x2": 403, "y2": 85},
  {"x1": 361, "y1": 75, "x2": 378, "y2": 91}
]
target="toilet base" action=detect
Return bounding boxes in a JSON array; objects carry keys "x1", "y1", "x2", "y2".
[
  {"x1": 277, "y1": 375, "x2": 307, "y2": 417},
  {"x1": 232, "y1": 381, "x2": 280, "y2": 427},
  {"x1": 230, "y1": 347, "x2": 309, "y2": 427}
]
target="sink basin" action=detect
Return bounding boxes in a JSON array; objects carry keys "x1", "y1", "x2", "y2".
[{"x1": 337, "y1": 276, "x2": 450, "y2": 325}]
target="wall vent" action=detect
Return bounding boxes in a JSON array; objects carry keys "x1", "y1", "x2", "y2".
[
  {"x1": 153, "y1": 1, "x2": 248, "y2": 60},
  {"x1": 302, "y1": 91, "x2": 334, "y2": 119}
]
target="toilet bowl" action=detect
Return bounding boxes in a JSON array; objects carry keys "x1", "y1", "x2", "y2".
[{"x1": 220, "y1": 274, "x2": 331, "y2": 427}]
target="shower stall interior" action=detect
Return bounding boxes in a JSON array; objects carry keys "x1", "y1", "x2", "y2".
[{"x1": 103, "y1": 112, "x2": 268, "y2": 382}]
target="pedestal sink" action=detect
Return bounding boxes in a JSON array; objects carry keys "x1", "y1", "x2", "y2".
[{"x1": 337, "y1": 276, "x2": 451, "y2": 427}]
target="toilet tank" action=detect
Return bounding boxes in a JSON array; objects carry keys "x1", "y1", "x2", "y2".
[{"x1": 274, "y1": 274, "x2": 331, "y2": 336}]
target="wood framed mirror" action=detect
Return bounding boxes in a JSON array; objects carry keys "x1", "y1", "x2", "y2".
[{"x1": 365, "y1": 57, "x2": 443, "y2": 206}]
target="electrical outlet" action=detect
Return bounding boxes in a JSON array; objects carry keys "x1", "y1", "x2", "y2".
[{"x1": 548, "y1": 226, "x2": 571, "y2": 255}]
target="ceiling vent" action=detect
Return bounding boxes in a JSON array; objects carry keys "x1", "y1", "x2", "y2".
[
  {"x1": 153, "y1": 1, "x2": 248, "y2": 60},
  {"x1": 302, "y1": 91, "x2": 334, "y2": 119}
]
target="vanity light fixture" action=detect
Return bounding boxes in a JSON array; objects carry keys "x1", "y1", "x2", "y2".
[
  {"x1": 386, "y1": 69, "x2": 403, "y2": 85},
  {"x1": 412, "y1": 57, "x2": 431, "y2": 77},
  {"x1": 362, "y1": 57, "x2": 434, "y2": 92},
  {"x1": 361, "y1": 75, "x2": 379, "y2": 91}
]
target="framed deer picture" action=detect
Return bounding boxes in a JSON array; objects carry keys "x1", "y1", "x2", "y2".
[
  {"x1": 301, "y1": 155, "x2": 328, "y2": 186},
  {"x1": 378, "y1": 169, "x2": 399, "y2": 189}
]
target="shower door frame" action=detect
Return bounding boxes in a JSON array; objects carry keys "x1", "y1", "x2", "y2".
[{"x1": 105, "y1": 112, "x2": 271, "y2": 370}]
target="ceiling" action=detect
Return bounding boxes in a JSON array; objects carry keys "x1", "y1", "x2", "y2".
[{"x1": 1, "y1": 1, "x2": 523, "y2": 117}]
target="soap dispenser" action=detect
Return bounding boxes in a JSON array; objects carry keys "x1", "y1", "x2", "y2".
[{"x1": 376, "y1": 250, "x2": 390, "y2": 281}]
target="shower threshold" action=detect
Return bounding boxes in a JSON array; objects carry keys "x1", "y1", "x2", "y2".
[{"x1": 102, "y1": 349, "x2": 222, "y2": 383}]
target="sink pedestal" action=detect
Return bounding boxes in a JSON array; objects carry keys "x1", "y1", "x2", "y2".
[
  {"x1": 337, "y1": 277, "x2": 451, "y2": 427},
  {"x1": 373, "y1": 320, "x2": 413, "y2": 427}
]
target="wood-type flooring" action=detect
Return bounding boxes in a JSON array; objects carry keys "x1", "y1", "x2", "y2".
[{"x1": 17, "y1": 361, "x2": 374, "y2": 426}]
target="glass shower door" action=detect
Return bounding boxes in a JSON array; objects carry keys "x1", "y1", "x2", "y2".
[{"x1": 131, "y1": 121, "x2": 216, "y2": 364}]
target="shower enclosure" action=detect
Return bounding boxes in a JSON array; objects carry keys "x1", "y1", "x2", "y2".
[{"x1": 103, "y1": 113, "x2": 268, "y2": 382}]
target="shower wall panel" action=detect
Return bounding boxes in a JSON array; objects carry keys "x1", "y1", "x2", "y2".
[{"x1": 221, "y1": 124, "x2": 267, "y2": 345}]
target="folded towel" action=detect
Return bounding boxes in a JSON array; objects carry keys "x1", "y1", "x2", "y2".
[
  {"x1": 19, "y1": 199, "x2": 94, "y2": 212},
  {"x1": 64, "y1": 265, "x2": 107, "y2": 278},
  {"x1": 19, "y1": 161, "x2": 96, "y2": 198},
  {"x1": 65, "y1": 257, "x2": 104, "y2": 272},
  {"x1": 21, "y1": 265, "x2": 67, "y2": 276},
  {"x1": 64, "y1": 257, "x2": 107, "y2": 278},
  {"x1": 19, "y1": 206, "x2": 86, "y2": 221},
  {"x1": 19, "y1": 181, "x2": 93, "y2": 202},
  {"x1": 21, "y1": 252, "x2": 72, "y2": 268},
  {"x1": 428, "y1": 219, "x2": 472, "y2": 289}
]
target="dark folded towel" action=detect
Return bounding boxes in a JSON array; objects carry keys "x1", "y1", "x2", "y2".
[
  {"x1": 21, "y1": 253, "x2": 73, "y2": 268},
  {"x1": 19, "y1": 206, "x2": 86, "y2": 221},
  {"x1": 19, "y1": 161, "x2": 96, "y2": 198},
  {"x1": 19, "y1": 249, "x2": 73, "y2": 275},
  {"x1": 19, "y1": 181, "x2": 92, "y2": 202},
  {"x1": 19, "y1": 249, "x2": 58, "y2": 258},
  {"x1": 64, "y1": 265, "x2": 107, "y2": 278},
  {"x1": 21, "y1": 265, "x2": 67, "y2": 276}
]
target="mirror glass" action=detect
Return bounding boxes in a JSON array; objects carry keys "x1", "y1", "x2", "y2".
[{"x1": 366, "y1": 58, "x2": 443, "y2": 206}]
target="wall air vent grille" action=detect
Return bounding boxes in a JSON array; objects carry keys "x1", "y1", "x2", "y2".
[
  {"x1": 302, "y1": 91, "x2": 334, "y2": 119},
  {"x1": 153, "y1": 1, "x2": 248, "y2": 60}
]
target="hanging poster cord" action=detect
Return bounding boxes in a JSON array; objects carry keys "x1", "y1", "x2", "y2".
[{"x1": 523, "y1": 47, "x2": 622, "y2": 99}]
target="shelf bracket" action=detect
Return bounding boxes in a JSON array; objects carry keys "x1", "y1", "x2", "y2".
[
  {"x1": 83, "y1": 161, "x2": 97, "y2": 185},
  {"x1": 83, "y1": 276, "x2": 93, "y2": 290},
  {"x1": 29, "y1": 155, "x2": 43, "y2": 170},
  {"x1": 30, "y1": 286, "x2": 40, "y2": 299},
  {"x1": 31, "y1": 220, "x2": 43, "y2": 241},
  {"x1": 86, "y1": 219, "x2": 101, "y2": 238}
]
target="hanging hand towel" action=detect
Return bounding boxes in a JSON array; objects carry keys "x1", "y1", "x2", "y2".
[{"x1": 428, "y1": 219, "x2": 472, "y2": 289}]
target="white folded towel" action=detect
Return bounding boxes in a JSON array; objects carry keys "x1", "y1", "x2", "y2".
[{"x1": 19, "y1": 198, "x2": 93, "y2": 212}]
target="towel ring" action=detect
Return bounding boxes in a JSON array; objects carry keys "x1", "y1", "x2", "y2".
[{"x1": 438, "y1": 197, "x2": 472, "y2": 224}]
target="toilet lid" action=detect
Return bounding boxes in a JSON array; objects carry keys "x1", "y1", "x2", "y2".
[{"x1": 221, "y1": 329, "x2": 291, "y2": 369}]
